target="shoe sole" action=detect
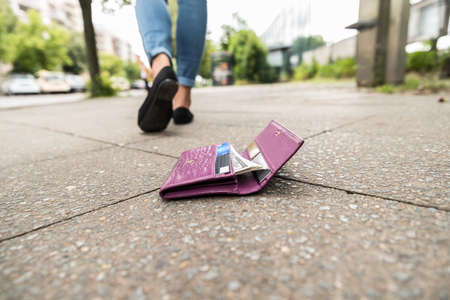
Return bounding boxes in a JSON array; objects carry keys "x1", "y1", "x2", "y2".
[{"x1": 139, "y1": 79, "x2": 178, "y2": 132}]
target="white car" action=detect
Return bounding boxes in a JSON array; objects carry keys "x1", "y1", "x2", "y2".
[
  {"x1": 37, "y1": 71, "x2": 71, "y2": 93},
  {"x1": 65, "y1": 74, "x2": 86, "y2": 92},
  {"x1": 1, "y1": 74, "x2": 41, "y2": 95},
  {"x1": 111, "y1": 76, "x2": 130, "y2": 91}
]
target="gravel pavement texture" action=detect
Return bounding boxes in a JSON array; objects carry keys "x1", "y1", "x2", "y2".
[{"x1": 0, "y1": 82, "x2": 448, "y2": 299}]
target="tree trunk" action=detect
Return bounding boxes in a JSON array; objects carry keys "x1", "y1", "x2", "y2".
[{"x1": 78, "y1": 0, "x2": 100, "y2": 96}]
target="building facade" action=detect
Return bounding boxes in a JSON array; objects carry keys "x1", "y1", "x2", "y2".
[
  {"x1": 9, "y1": 0, "x2": 83, "y2": 31},
  {"x1": 285, "y1": 0, "x2": 449, "y2": 66},
  {"x1": 408, "y1": 0, "x2": 449, "y2": 42},
  {"x1": 8, "y1": 0, "x2": 134, "y2": 61}
]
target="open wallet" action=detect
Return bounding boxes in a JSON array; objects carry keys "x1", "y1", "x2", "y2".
[{"x1": 160, "y1": 120, "x2": 304, "y2": 199}]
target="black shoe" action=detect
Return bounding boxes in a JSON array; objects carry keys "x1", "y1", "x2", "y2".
[
  {"x1": 173, "y1": 107, "x2": 194, "y2": 125},
  {"x1": 138, "y1": 66, "x2": 178, "y2": 132}
]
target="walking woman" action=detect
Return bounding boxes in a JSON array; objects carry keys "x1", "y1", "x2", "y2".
[{"x1": 135, "y1": 0, "x2": 207, "y2": 132}]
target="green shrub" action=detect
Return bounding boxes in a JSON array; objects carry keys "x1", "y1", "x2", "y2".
[
  {"x1": 259, "y1": 64, "x2": 279, "y2": 83},
  {"x1": 99, "y1": 53, "x2": 125, "y2": 77},
  {"x1": 333, "y1": 57, "x2": 356, "y2": 78},
  {"x1": 88, "y1": 72, "x2": 118, "y2": 97},
  {"x1": 306, "y1": 58, "x2": 355, "y2": 79},
  {"x1": 407, "y1": 51, "x2": 439, "y2": 73},
  {"x1": 402, "y1": 77, "x2": 420, "y2": 90},
  {"x1": 294, "y1": 60, "x2": 318, "y2": 80},
  {"x1": 318, "y1": 64, "x2": 335, "y2": 78}
]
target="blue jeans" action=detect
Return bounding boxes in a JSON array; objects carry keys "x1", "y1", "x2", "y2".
[{"x1": 135, "y1": 0, "x2": 207, "y2": 87}]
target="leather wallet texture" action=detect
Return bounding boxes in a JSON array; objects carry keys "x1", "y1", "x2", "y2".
[{"x1": 160, "y1": 120, "x2": 304, "y2": 199}]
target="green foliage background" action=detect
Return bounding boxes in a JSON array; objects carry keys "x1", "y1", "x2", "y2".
[
  {"x1": 228, "y1": 30, "x2": 269, "y2": 82},
  {"x1": 0, "y1": 0, "x2": 18, "y2": 62},
  {"x1": 6, "y1": 11, "x2": 70, "y2": 74}
]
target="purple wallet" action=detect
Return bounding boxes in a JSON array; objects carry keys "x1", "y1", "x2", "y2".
[{"x1": 160, "y1": 120, "x2": 304, "y2": 199}]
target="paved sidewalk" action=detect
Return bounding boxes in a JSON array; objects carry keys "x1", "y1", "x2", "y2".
[{"x1": 0, "y1": 82, "x2": 448, "y2": 299}]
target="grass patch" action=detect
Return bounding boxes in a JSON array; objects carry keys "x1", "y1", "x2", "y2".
[
  {"x1": 374, "y1": 72, "x2": 449, "y2": 94},
  {"x1": 376, "y1": 84, "x2": 396, "y2": 94}
]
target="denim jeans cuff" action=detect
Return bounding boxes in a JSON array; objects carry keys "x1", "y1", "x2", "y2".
[
  {"x1": 178, "y1": 76, "x2": 195, "y2": 87},
  {"x1": 148, "y1": 47, "x2": 173, "y2": 66}
]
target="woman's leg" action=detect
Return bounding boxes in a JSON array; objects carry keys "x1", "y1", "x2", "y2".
[
  {"x1": 135, "y1": 0, "x2": 178, "y2": 132},
  {"x1": 173, "y1": 0, "x2": 207, "y2": 109},
  {"x1": 135, "y1": 0, "x2": 172, "y2": 77}
]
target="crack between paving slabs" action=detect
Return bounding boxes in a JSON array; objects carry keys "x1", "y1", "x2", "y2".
[
  {"x1": 0, "y1": 119, "x2": 177, "y2": 160},
  {"x1": 0, "y1": 188, "x2": 160, "y2": 244},
  {"x1": 276, "y1": 175, "x2": 450, "y2": 212},
  {"x1": 303, "y1": 115, "x2": 375, "y2": 140},
  {"x1": 1, "y1": 145, "x2": 116, "y2": 171},
  {"x1": 2, "y1": 114, "x2": 445, "y2": 243}
]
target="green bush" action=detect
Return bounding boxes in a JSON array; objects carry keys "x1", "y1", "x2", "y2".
[
  {"x1": 402, "y1": 77, "x2": 420, "y2": 90},
  {"x1": 259, "y1": 64, "x2": 280, "y2": 83},
  {"x1": 88, "y1": 72, "x2": 118, "y2": 97},
  {"x1": 294, "y1": 60, "x2": 318, "y2": 80},
  {"x1": 99, "y1": 53, "x2": 124, "y2": 78},
  {"x1": 228, "y1": 29, "x2": 268, "y2": 83},
  {"x1": 124, "y1": 60, "x2": 141, "y2": 83},
  {"x1": 333, "y1": 58, "x2": 356, "y2": 78},
  {"x1": 318, "y1": 63, "x2": 335, "y2": 78},
  {"x1": 299, "y1": 58, "x2": 355, "y2": 80},
  {"x1": 407, "y1": 51, "x2": 439, "y2": 73}
]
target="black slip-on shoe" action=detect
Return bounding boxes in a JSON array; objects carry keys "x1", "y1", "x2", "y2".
[
  {"x1": 173, "y1": 107, "x2": 194, "y2": 125},
  {"x1": 138, "y1": 66, "x2": 178, "y2": 132}
]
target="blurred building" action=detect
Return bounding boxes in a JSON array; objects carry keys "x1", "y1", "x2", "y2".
[
  {"x1": 408, "y1": 0, "x2": 449, "y2": 42},
  {"x1": 9, "y1": 0, "x2": 83, "y2": 31},
  {"x1": 96, "y1": 26, "x2": 134, "y2": 61},
  {"x1": 300, "y1": 0, "x2": 449, "y2": 65},
  {"x1": 8, "y1": 0, "x2": 134, "y2": 61}
]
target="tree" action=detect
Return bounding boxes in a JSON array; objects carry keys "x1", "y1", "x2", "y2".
[
  {"x1": 228, "y1": 29, "x2": 268, "y2": 82},
  {"x1": 199, "y1": 37, "x2": 216, "y2": 79},
  {"x1": 0, "y1": 0, "x2": 18, "y2": 62},
  {"x1": 168, "y1": 0, "x2": 178, "y2": 57},
  {"x1": 78, "y1": 0, "x2": 131, "y2": 96},
  {"x1": 99, "y1": 53, "x2": 124, "y2": 77},
  {"x1": 79, "y1": 0, "x2": 101, "y2": 96},
  {"x1": 220, "y1": 12, "x2": 247, "y2": 51},
  {"x1": 289, "y1": 36, "x2": 326, "y2": 66},
  {"x1": 63, "y1": 32, "x2": 87, "y2": 74},
  {"x1": 7, "y1": 11, "x2": 70, "y2": 74},
  {"x1": 124, "y1": 60, "x2": 141, "y2": 82}
]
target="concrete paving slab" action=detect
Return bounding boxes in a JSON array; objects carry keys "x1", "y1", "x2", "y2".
[
  {"x1": 0, "y1": 180, "x2": 447, "y2": 299},
  {"x1": 0, "y1": 147, "x2": 175, "y2": 240},
  {"x1": 0, "y1": 122, "x2": 107, "y2": 169},
  {"x1": 0, "y1": 82, "x2": 392, "y2": 147},
  {"x1": 0, "y1": 97, "x2": 150, "y2": 145},
  {"x1": 281, "y1": 104, "x2": 450, "y2": 209}
]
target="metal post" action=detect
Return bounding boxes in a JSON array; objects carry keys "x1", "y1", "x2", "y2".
[{"x1": 348, "y1": 0, "x2": 410, "y2": 86}]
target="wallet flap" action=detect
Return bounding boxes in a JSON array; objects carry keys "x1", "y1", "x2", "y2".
[
  {"x1": 254, "y1": 120, "x2": 303, "y2": 172},
  {"x1": 237, "y1": 120, "x2": 303, "y2": 194}
]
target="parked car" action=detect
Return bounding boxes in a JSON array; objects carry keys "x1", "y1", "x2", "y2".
[
  {"x1": 37, "y1": 71, "x2": 71, "y2": 93},
  {"x1": 1, "y1": 74, "x2": 40, "y2": 95},
  {"x1": 131, "y1": 79, "x2": 147, "y2": 89},
  {"x1": 65, "y1": 74, "x2": 86, "y2": 92},
  {"x1": 111, "y1": 76, "x2": 130, "y2": 91}
]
